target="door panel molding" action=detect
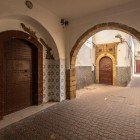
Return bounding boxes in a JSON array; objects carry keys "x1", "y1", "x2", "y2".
[{"x1": 4, "y1": 39, "x2": 34, "y2": 115}]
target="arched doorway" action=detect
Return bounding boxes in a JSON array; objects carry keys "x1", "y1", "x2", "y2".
[
  {"x1": 99, "y1": 56, "x2": 113, "y2": 85},
  {"x1": 0, "y1": 30, "x2": 43, "y2": 118},
  {"x1": 4, "y1": 38, "x2": 38, "y2": 115},
  {"x1": 67, "y1": 22, "x2": 140, "y2": 99}
]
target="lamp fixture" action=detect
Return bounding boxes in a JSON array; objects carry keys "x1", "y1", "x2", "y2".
[
  {"x1": 60, "y1": 19, "x2": 69, "y2": 27},
  {"x1": 115, "y1": 33, "x2": 124, "y2": 43}
]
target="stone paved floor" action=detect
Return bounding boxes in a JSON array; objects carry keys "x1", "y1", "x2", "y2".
[
  {"x1": 0, "y1": 84, "x2": 140, "y2": 140},
  {"x1": 128, "y1": 74, "x2": 140, "y2": 87}
]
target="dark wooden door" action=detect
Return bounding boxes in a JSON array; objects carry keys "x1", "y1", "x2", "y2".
[
  {"x1": 4, "y1": 39, "x2": 34, "y2": 115},
  {"x1": 136, "y1": 60, "x2": 140, "y2": 73},
  {"x1": 99, "y1": 56, "x2": 113, "y2": 85}
]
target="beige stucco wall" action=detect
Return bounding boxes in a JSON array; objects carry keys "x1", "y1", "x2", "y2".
[{"x1": 0, "y1": 0, "x2": 66, "y2": 59}]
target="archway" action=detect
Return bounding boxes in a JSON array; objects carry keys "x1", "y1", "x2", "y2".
[
  {"x1": 96, "y1": 54, "x2": 116, "y2": 85},
  {"x1": 99, "y1": 56, "x2": 113, "y2": 85},
  {"x1": 67, "y1": 22, "x2": 140, "y2": 99},
  {"x1": 0, "y1": 30, "x2": 43, "y2": 119},
  {"x1": 0, "y1": 15, "x2": 66, "y2": 102}
]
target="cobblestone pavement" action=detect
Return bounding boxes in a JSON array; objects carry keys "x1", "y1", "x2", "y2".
[
  {"x1": 128, "y1": 75, "x2": 140, "y2": 87},
  {"x1": 0, "y1": 84, "x2": 140, "y2": 140}
]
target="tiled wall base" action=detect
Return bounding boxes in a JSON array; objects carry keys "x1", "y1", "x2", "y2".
[
  {"x1": 116, "y1": 66, "x2": 131, "y2": 86},
  {"x1": 60, "y1": 59, "x2": 66, "y2": 101},
  {"x1": 43, "y1": 58, "x2": 66, "y2": 102},
  {"x1": 76, "y1": 66, "x2": 95, "y2": 89}
]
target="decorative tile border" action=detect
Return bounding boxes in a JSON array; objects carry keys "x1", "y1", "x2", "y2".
[
  {"x1": 43, "y1": 55, "x2": 66, "y2": 102},
  {"x1": 60, "y1": 59, "x2": 66, "y2": 101}
]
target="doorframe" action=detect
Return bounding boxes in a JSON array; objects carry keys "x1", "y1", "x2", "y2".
[
  {"x1": 96, "y1": 53, "x2": 116, "y2": 85},
  {"x1": 0, "y1": 30, "x2": 43, "y2": 119},
  {"x1": 135, "y1": 60, "x2": 140, "y2": 74}
]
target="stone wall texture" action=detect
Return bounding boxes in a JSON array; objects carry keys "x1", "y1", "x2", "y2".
[
  {"x1": 76, "y1": 66, "x2": 95, "y2": 89},
  {"x1": 116, "y1": 66, "x2": 131, "y2": 86}
]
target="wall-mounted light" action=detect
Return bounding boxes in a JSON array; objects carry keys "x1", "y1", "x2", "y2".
[
  {"x1": 60, "y1": 19, "x2": 69, "y2": 28},
  {"x1": 115, "y1": 33, "x2": 124, "y2": 43},
  {"x1": 115, "y1": 33, "x2": 132, "y2": 59}
]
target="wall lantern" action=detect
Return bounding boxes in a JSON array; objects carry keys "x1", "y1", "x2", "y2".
[
  {"x1": 115, "y1": 34, "x2": 124, "y2": 43},
  {"x1": 60, "y1": 19, "x2": 69, "y2": 28}
]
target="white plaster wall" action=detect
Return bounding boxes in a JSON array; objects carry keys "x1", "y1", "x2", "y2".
[
  {"x1": 117, "y1": 43, "x2": 131, "y2": 67},
  {"x1": 66, "y1": 0, "x2": 140, "y2": 68},
  {"x1": 94, "y1": 30, "x2": 127, "y2": 44},
  {"x1": 76, "y1": 44, "x2": 93, "y2": 66},
  {"x1": 76, "y1": 37, "x2": 94, "y2": 66}
]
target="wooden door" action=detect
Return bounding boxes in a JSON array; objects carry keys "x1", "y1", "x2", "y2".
[
  {"x1": 4, "y1": 39, "x2": 35, "y2": 115},
  {"x1": 136, "y1": 60, "x2": 140, "y2": 73},
  {"x1": 99, "y1": 56, "x2": 113, "y2": 85}
]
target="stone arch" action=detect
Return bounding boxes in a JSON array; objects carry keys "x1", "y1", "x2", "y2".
[
  {"x1": 0, "y1": 15, "x2": 66, "y2": 102},
  {"x1": 0, "y1": 30, "x2": 43, "y2": 119},
  {"x1": 67, "y1": 22, "x2": 140, "y2": 99},
  {"x1": 0, "y1": 14, "x2": 60, "y2": 59},
  {"x1": 96, "y1": 53, "x2": 117, "y2": 85}
]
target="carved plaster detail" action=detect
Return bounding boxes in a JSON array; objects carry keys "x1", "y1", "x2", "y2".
[{"x1": 20, "y1": 23, "x2": 54, "y2": 60}]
